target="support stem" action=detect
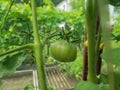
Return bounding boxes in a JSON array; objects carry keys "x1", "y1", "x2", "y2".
[
  {"x1": 98, "y1": 0, "x2": 114, "y2": 90},
  {"x1": 85, "y1": 0, "x2": 98, "y2": 83},
  {"x1": 95, "y1": 27, "x2": 102, "y2": 75},
  {"x1": 31, "y1": 0, "x2": 47, "y2": 90},
  {"x1": 82, "y1": 29, "x2": 88, "y2": 80}
]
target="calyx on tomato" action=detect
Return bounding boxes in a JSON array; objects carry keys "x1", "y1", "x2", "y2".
[{"x1": 50, "y1": 40, "x2": 77, "y2": 62}]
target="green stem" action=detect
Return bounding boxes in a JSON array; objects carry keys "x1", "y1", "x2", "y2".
[
  {"x1": 0, "y1": 0, "x2": 14, "y2": 33},
  {"x1": 86, "y1": 0, "x2": 98, "y2": 83},
  {"x1": 107, "y1": 63, "x2": 114, "y2": 90},
  {"x1": 98, "y1": 0, "x2": 114, "y2": 90},
  {"x1": 43, "y1": 33, "x2": 59, "y2": 47},
  {"x1": 0, "y1": 44, "x2": 34, "y2": 56},
  {"x1": 31, "y1": 0, "x2": 47, "y2": 90}
]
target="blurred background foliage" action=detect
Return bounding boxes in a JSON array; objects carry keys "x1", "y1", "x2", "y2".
[
  {"x1": 0, "y1": 0, "x2": 120, "y2": 81},
  {"x1": 0, "y1": 0, "x2": 84, "y2": 79}
]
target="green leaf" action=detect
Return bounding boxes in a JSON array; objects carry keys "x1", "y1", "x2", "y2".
[
  {"x1": 74, "y1": 81, "x2": 97, "y2": 90},
  {"x1": 114, "y1": 71, "x2": 120, "y2": 90},
  {"x1": 102, "y1": 47, "x2": 120, "y2": 66},
  {"x1": 74, "y1": 81, "x2": 109, "y2": 90},
  {"x1": 98, "y1": 84, "x2": 109, "y2": 90},
  {"x1": 24, "y1": 84, "x2": 34, "y2": 90},
  {"x1": 47, "y1": 86, "x2": 53, "y2": 90},
  {"x1": 0, "y1": 52, "x2": 26, "y2": 78},
  {"x1": 23, "y1": 0, "x2": 30, "y2": 4},
  {"x1": 0, "y1": 55, "x2": 8, "y2": 62},
  {"x1": 100, "y1": 71, "x2": 120, "y2": 90}
]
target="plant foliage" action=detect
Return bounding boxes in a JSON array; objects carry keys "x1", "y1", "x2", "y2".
[
  {"x1": 0, "y1": 52, "x2": 26, "y2": 78},
  {"x1": 74, "y1": 81, "x2": 109, "y2": 90}
]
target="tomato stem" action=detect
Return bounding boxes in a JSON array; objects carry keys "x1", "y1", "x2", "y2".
[
  {"x1": 85, "y1": 0, "x2": 98, "y2": 83},
  {"x1": 0, "y1": 44, "x2": 34, "y2": 56},
  {"x1": 0, "y1": 0, "x2": 14, "y2": 33},
  {"x1": 98, "y1": 0, "x2": 115, "y2": 90},
  {"x1": 31, "y1": 0, "x2": 47, "y2": 90}
]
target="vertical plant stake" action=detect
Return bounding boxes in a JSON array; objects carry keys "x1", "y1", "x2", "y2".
[{"x1": 31, "y1": 0, "x2": 47, "y2": 90}]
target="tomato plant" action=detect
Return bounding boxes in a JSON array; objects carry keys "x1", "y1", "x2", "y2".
[
  {"x1": 0, "y1": 0, "x2": 84, "y2": 90},
  {"x1": 0, "y1": 0, "x2": 120, "y2": 90},
  {"x1": 75, "y1": 0, "x2": 120, "y2": 90}
]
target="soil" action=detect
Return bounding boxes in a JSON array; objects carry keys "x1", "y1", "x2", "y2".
[{"x1": 1, "y1": 70, "x2": 33, "y2": 90}]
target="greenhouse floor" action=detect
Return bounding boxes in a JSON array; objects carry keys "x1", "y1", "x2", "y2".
[
  {"x1": 2, "y1": 66, "x2": 77, "y2": 90},
  {"x1": 2, "y1": 70, "x2": 33, "y2": 90},
  {"x1": 34, "y1": 66, "x2": 77, "y2": 90}
]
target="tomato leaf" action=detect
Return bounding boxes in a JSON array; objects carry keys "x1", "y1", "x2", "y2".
[
  {"x1": 74, "y1": 81, "x2": 109, "y2": 90},
  {"x1": 97, "y1": 84, "x2": 109, "y2": 90},
  {"x1": 74, "y1": 81, "x2": 97, "y2": 90},
  {"x1": 102, "y1": 47, "x2": 120, "y2": 66},
  {"x1": 0, "y1": 55, "x2": 8, "y2": 62},
  {"x1": 0, "y1": 52, "x2": 26, "y2": 78},
  {"x1": 24, "y1": 84, "x2": 34, "y2": 90}
]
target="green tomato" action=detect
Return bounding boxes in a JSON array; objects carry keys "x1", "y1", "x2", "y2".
[{"x1": 50, "y1": 40, "x2": 77, "y2": 62}]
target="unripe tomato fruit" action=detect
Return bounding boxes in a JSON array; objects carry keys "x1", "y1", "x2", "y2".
[{"x1": 50, "y1": 40, "x2": 77, "y2": 62}]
